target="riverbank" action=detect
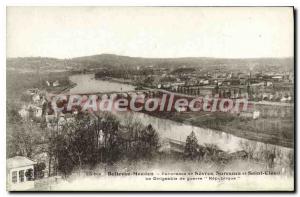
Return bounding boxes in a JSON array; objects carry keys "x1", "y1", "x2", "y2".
[
  {"x1": 143, "y1": 110, "x2": 293, "y2": 148},
  {"x1": 95, "y1": 76, "x2": 137, "y2": 87}
]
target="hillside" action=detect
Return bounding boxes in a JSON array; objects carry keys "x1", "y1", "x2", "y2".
[{"x1": 6, "y1": 54, "x2": 294, "y2": 73}]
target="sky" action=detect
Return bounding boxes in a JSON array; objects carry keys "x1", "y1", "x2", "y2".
[{"x1": 6, "y1": 7, "x2": 294, "y2": 59}]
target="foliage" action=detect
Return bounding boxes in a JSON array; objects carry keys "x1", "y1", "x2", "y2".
[
  {"x1": 123, "y1": 122, "x2": 160, "y2": 160},
  {"x1": 25, "y1": 168, "x2": 34, "y2": 181},
  {"x1": 7, "y1": 104, "x2": 46, "y2": 158},
  {"x1": 7, "y1": 99, "x2": 160, "y2": 177},
  {"x1": 34, "y1": 162, "x2": 46, "y2": 179},
  {"x1": 184, "y1": 131, "x2": 199, "y2": 160}
]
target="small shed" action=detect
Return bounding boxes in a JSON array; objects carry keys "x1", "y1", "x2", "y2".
[{"x1": 7, "y1": 156, "x2": 37, "y2": 191}]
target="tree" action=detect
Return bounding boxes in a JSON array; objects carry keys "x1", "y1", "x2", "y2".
[
  {"x1": 51, "y1": 112, "x2": 123, "y2": 176},
  {"x1": 100, "y1": 113, "x2": 122, "y2": 163},
  {"x1": 143, "y1": 124, "x2": 159, "y2": 152},
  {"x1": 55, "y1": 114, "x2": 96, "y2": 172},
  {"x1": 7, "y1": 118, "x2": 45, "y2": 158},
  {"x1": 34, "y1": 162, "x2": 46, "y2": 179},
  {"x1": 184, "y1": 131, "x2": 199, "y2": 160},
  {"x1": 49, "y1": 112, "x2": 160, "y2": 176},
  {"x1": 121, "y1": 117, "x2": 160, "y2": 160},
  {"x1": 143, "y1": 76, "x2": 155, "y2": 86}
]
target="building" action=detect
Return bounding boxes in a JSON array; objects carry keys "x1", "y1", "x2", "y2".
[
  {"x1": 32, "y1": 94, "x2": 41, "y2": 103},
  {"x1": 19, "y1": 104, "x2": 43, "y2": 119},
  {"x1": 18, "y1": 105, "x2": 29, "y2": 119},
  {"x1": 53, "y1": 80, "x2": 60, "y2": 87},
  {"x1": 46, "y1": 80, "x2": 60, "y2": 87},
  {"x1": 7, "y1": 156, "x2": 37, "y2": 191}
]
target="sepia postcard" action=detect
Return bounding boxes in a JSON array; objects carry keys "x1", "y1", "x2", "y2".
[{"x1": 6, "y1": 6, "x2": 294, "y2": 191}]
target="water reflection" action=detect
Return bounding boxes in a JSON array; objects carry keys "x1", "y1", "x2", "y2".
[{"x1": 69, "y1": 74, "x2": 135, "y2": 94}]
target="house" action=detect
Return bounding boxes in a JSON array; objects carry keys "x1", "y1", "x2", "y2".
[
  {"x1": 158, "y1": 138, "x2": 186, "y2": 153},
  {"x1": 29, "y1": 105, "x2": 43, "y2": 118},
  {"x1": 272, "y1": 75, "x2": 283, "y2": 82},
  {"x1": 281, "y1": 96, "x2": 288, "y2": 102},
  {"x1": 18, "y1": 105, "x2": 29, "y2": 119},
  {"x1": 203, "y1": 80, "x2": 209, "y2": 85},
  {"x1": 32, "y1": 94, "x2": 41, "y2": 103},
  {"x1": 46, "y1": 80, "x2": 60, "y2": 87},
  {"x1": 26, "y1": 88, "x2": 39, "y2": 95},
  {"x1": 266, "y1": 81, "x2": 273, "y2": 87},
  {"x1": 7, "y1": 156, "x2": 37, "y2": 191},
  {"x1": 18, "y1": 104, "x2": 43, "y2": 119},
  {"x1": 53, "y1": 80, "x2": 60, "y2": 87},
  {"x1": 46, "y1": 113, "x2": 76, "y2": 130}
]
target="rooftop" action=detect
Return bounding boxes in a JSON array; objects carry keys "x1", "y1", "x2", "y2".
[{"x1": 7, "y1": 156, "x2": 36, "y2": 169}]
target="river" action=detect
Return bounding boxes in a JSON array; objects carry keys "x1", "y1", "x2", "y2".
[
  {"x1": 69, "y1": 74, "x2": 135, "y2": 94},
  {"x1": 69, "y1": 74, "x2": 293, "y2": 167}
]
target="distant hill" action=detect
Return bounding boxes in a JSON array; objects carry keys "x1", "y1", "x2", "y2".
[{"x1": 7, "y1": 54, "x2": 294, "y2": 73}]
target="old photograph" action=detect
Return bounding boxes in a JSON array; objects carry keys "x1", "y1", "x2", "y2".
[{"x1": 6, "y1": 7, "x2": 294, "y2": 191}]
